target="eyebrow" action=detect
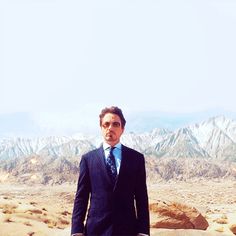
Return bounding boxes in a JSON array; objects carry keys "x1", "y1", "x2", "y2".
[{"x1": 102, "y1": 121, "x2": 121, "y2": 127}]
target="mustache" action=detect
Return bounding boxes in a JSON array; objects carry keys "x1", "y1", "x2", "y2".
[{"x1": 106, "y1": 131, "x2": 115, "y2": 135}]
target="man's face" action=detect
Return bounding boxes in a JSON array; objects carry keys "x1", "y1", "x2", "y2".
[{"x1": 101, "y1": 113, "x2": 124, "y2": 146}]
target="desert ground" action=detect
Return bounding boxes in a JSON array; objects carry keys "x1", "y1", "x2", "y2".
[{"x1": 0, "y1": 180, "x2": 236, "y2": 236}]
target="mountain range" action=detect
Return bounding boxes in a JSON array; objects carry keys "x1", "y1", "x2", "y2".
[{"x1": 0, "y1": 115, "x2": 236, "y2": 184}]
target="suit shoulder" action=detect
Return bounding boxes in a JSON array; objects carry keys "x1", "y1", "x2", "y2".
[
  {"x1": 122, "y1": 145, "x2": 144, "y2": 158},
  {"x1": 82, "y1": 147, "x2": 101, "y2": 159}
]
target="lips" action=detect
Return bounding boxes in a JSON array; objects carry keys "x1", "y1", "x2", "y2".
[{"x1": 106, "y1": 132, "x2": 114, "y2": 138}]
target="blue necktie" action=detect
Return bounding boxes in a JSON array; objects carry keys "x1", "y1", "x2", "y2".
[{"x1": 106, "y1": 147, "x2": 117, "y2": 183}]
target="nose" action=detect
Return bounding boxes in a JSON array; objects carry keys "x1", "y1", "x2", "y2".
[{"x1": 108, "y1": 124, "x2": 113, "y2": 130}]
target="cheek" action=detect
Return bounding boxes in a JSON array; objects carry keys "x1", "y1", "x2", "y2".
[{"x1": 117, "y1": 130, "x2": 124, "y2": 136}]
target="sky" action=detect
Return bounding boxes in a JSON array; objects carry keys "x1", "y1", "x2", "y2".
[{"x1": 1, "y1": 0, "x2": 236, "y2": 136}]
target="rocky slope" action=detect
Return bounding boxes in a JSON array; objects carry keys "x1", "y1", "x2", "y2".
[{"x1": 0, "y1": 116, "x2": 236, "y2": 184}]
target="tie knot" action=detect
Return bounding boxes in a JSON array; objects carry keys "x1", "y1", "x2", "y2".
[{"x1": 109, "y1": 146, "x2": 115, "y2": 154}]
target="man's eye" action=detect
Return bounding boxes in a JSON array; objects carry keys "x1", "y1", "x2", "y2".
[
  {"x1": 113, "y1": 122, "x2": 120, "y2": 127},
  {"x1": 102, "y1": 122, "x2": 121, "y2": 128},
  {"x1": 103, "y1": 122, "x2": 110, "y2": 128}
]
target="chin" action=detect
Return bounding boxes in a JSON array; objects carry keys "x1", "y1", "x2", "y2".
[
  {"x1": 106, "y1": 136, "x2": 113, "y2": 141},
  {"x1": 105, "y1": 138, "x2": 112, "y2": 143},
  {"x1": 105, "y1": 139, "x2": 116, "y2": 145}
]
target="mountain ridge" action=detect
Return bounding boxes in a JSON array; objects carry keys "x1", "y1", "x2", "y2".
[{"x1": 0, "y1": 115, "x2": 236, "y2": 184}]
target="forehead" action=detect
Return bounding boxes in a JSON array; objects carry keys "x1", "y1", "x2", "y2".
[{"x1": 102, "y1": 113, "x2": 121, "y2": 122}]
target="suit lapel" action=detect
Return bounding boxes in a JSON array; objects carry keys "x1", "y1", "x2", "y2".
[
  {"x1": 97, "y1": 144, "x2": 129, "y2": 191},
  {"x1": 96, "y1": 146, "x2": 114, "y2": 186}
]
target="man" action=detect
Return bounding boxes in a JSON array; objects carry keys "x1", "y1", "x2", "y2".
[{"x1": 71, "y1": 106, "x2": 150, "y2": 236}]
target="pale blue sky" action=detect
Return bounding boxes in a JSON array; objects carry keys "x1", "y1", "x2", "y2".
[{"x1": 1, "y1": 0, "x2": 236, "y2": 136}]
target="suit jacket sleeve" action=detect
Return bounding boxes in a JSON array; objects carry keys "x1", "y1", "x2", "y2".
[
  {"x1": 71, "y1": 155, "x2": 91, "y2": 234},
  {"x1": 135, "y1": 154, "x2": 150, "y2": 235}
]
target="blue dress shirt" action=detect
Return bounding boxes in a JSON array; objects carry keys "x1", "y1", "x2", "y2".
[{"x1": 103, "y1": 142, "x2": 122, "y2": 174}]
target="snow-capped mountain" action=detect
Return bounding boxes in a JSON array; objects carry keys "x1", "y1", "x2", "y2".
[
  {"x1": 121, "y1": 128, "x2": 171, "y2": 153},
  {"x1": 0, "y1": 136, "x2": 97, "y2": 160},
  {"x1": 147, "y1": 127, "x2": 210, "y2": 158},
  {"x1": 0, "y1": 115, "x2": 236, "y2": 184},
  {"x1": 189, "y1": 116, "x2": 236, "y2": 160},
  {"x1": 1, "y1": 115, "x2": 236, "y2": 161},
  {"x1": 144, "y1": 116, "x2": 236, "y2": 161}
]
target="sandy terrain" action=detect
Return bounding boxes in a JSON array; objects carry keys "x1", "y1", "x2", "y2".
[
  {"x1": 0, "y1": 180, "x2": 236, "y2": 236},
  {"x1": 148, "y1": 180, "x2": 236, "y2": 235}
]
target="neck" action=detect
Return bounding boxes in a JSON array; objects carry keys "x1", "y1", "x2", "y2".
[{"x1": 104, "y1": 141, "x2": 119, "y2": 147}]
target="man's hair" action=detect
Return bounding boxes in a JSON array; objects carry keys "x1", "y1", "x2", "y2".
[{"x1": 99, "y1": 106, "x2": 126, "y2": 128}]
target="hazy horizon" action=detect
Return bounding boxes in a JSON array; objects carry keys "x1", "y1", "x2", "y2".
[
  {"x1": 1, "y1": 109, "x2": 236, "y2": 138},
  {"x1": 2, "y1": 1, "x2": 236, "y2": 136}
]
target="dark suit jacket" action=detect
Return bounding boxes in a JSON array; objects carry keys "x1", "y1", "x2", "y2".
[{"x1": 71, "y1": 144, "x2": 150, "y2": 236}]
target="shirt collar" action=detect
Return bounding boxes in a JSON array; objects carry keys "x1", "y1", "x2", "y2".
[{"x1": 103, "y1": 142, "x2": 122, "y2": 151}]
